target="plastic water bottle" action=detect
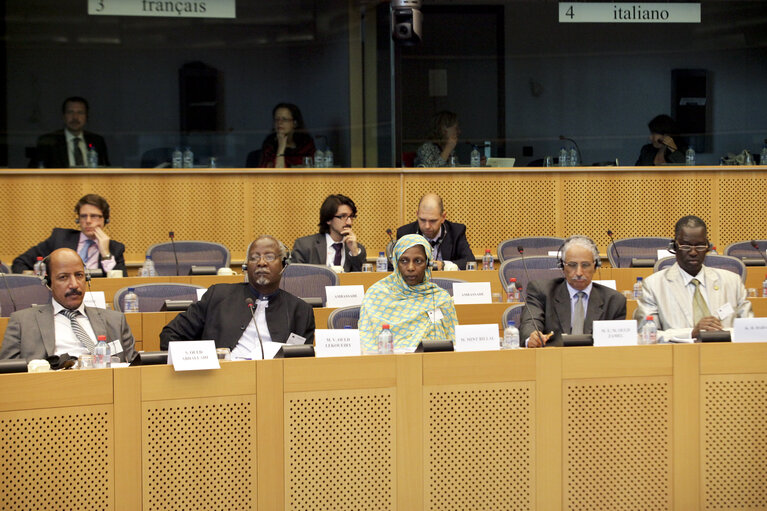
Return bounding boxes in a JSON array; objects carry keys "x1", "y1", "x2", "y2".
[
  {"x1": 559, "y1": 147, "x2": 568, "y2": 166},
  {"x1": 507, "y1": 278, "x2": 520, "y2": 302},
  {"x1": 449, "y1": 152, "x2": 457, "y2": 167},
  {"x1": 569, "y1": 147, "x2": 579, "y2": 166},
  {"x1": 33, "y1": 256, "x2": 46, "y2": 277},
  {"x1": 314, "y1": 149, "x2": 324, "y2": 168},
  {"x1": 502, "y1": 320, "x2": 520, "y2": 349},
  {"x1": 143, "y1": 256, "x2": 157, "y2": 277},
  {"x1": 171, "y1": 147, "x2": 183, "y2": 168},
  {"x1": 760, "y1": 145, "x2": 767, "y2": 165},
  {"x1": 641, "y1": 316, "x2": 657, "y2": 345},
  {"x1": 87, "y1": 144, "x2": 99, "y2": 167},
  {"x1": 762, "y1": 274, "x2": 767, "y2": 298},
  {"x1": 94, "y1": 335, "x2": 111, "y2": 368},
  {"x1": 685, "y1": 146, "x2": 696, "y2": 165},
  {"x1": 470, "y1": 145, "x2": 481, "y2": 167},
  {"x1": 633, "y1": 277, "x2": 643, "y2": 299},
  {"x1": 482, "y1": 249, "x2": 494, "y2": 270},
  {"x1": 484, "y1": 140, "x2": 491, "y2": 159},
  {"x1": 123, "y1": 288, "x2": 140, "y2": 313},
  {"x1": 182, "y1": 147, "x2": 194, "y2": 168},
  {"x1": 324, "y1": 147, "x2": 334, "y2": 168},
  {"x1": 378, "y1": 324, "x2": 393, "y2": 354},
  {"x1": 744, "y1": 151, "x2": 754, "y2": 165},
  {"x1": 376, "y1": 252, "x2": 388, "y2": 272}
]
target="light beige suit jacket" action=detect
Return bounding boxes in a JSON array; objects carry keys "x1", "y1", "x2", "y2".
[{"x1": 634, "y1": 262, "x2": 753, "y2": 340}]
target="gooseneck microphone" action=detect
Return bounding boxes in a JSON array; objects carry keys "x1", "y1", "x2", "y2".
[
  {"x1": 245, "y1": 298, "x2": 265, "y2": 360},
  {"x1": 607, "y1": 229, "x2": 620, "y2": 268},
  {"x1": 0, "y1": 265, "x2": 18, "y2": 313},
  {"x1": 751, "y1": 240, "x2": 767, "y2": 265},
  {"x1": 169, "y1": 231, "x2": 180, "y2": 276},
  {"x1": 386, "y1": 228, "x2": 394, "y2": 243},
  {"x1": 517, "y1": 246, "x2": 548, "y2": 346}
]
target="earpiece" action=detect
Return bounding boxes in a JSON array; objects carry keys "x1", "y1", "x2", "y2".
[{"x1": 667, "y1": 240, "x2": 676, "y2": 254}]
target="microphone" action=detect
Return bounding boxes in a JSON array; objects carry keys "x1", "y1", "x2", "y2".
[
  {"x1": 516, "y1": 246, "x2": 548, "y2": 347},
  {"x1": 559, "y1": 135, "x2": 582, "y2": 165},
  {"x1": 245, "y1": 298, "x2": 265, "y2": 360},
  {"x1": 751, "y1": 240, "x2": 767, "y2": 265},
  {"x1": 0, "y1": 267, "x2": 18, "y2": 313},
  {"x1": 607, "y1": 229, "x2": 620, "y2": 268},
  {"x1": 84, "y1": 273, "x2": 96, "y2": 307},
  {"x1": 386, "y1": 228, "x2": 394, "y2": 243},
  {"x1": 168, "y1": 231, "x2": 180, "y2": 276}
]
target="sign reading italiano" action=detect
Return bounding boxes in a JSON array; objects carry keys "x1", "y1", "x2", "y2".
[
  {"x1": 88, "y1": 0, "x2": 236, "y2": 18},
  {"x1": 559, "y1": 3, "x2": 701, "y2": 23}
]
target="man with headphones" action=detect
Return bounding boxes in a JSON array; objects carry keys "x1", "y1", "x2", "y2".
[
  {"x1": 12, "y1": 194, "x2": 126, "y2": 275},
  {"x1": 520, "y1": 235, "x2": 627, "y2": 347},
  {"x1": 0, "y1": 248, "x2": 137, "y2": 362},
  {"x1": 634, "y1": 216, "x2": 752, "y2": 341},
  {"x1": 160, "y1": 235, "x2": 315, "y2": 358}
]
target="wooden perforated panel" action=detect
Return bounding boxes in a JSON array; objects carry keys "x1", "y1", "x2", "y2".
[
  {"x1": 285, "y1": 389, "x2": 395, "y2": 511},
  {"x1": 562, "y1": 174, "x2": 713, "y2": 250},
  {"x1": 718, "y1": 176, "x2": 767, "y2": 247},
  {"x1": 403, "y1": 173, "x2": 558, "y2": 256},
  {"x1": 142, "y1": 397, "x2": 256, "y2": 510},
  {"x1": 424, "y1": 383, "x2": 534, "y2": 511},
  {"x1": 701, "y1": 376, "x2": 767, "y2": 510},
  {"x1": 0, "y1": 405, "x2": 113, "y2": 510},
  {"x1": 565, "y1": 378, "x2": 671, "y2": 510}
]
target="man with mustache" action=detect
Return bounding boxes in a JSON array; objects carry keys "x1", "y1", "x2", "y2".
[
  {"x1": 0, "y1": 248, "x2": 137, "y2": 362},
  {"x1": 160, "y1": 235, "x2": 315, "y2": 358},
  {"x1": 520, "y1": 235, "x2": 627, "y2": 347}
]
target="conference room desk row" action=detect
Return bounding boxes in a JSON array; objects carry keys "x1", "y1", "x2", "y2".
[
  {"x1": 3, "y1": 299, "x2": 767, "y2": 353},
  {"x1": 1, "y1": 344, "x2": 765, "y2": 510}
]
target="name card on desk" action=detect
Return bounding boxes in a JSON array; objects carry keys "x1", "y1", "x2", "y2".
[
  {"x1": 84, "y1": 291, "x2": 106, "y2": 309},
  {"x1": 325, "y1": 285, "x2": 365, "y2": 307},
  {"x1": 196, "y1": 288, "x2": 208, "y2": 301},
  {"x1": 455, "y1": 324, "x2": 499, "y2": 352},
  {"x1": 453, "y1": 282, "x2": 492, "y2": 304},
  {"x1": 733, "y1": 318, "x2": 767, "y2": 343},
  {"x1": 657, "y1": 249, "x2": 673, "y2": 260},
  {"x1": 593, "y1": 320, "x2": 638, "y2": 346},
  {"x1": 593, "y1": 280, "x2": 617, "y2": 290},
  {"x1": 167, "y1": 340, "x2": 220, "y2": 371},
  {"x1": 315, "y1": 329, "x2": 362, "y2": 357}
]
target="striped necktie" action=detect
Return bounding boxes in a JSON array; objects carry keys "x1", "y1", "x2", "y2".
[{"x1": 60, "y1": 309, "x2": 95, "y2": 353}]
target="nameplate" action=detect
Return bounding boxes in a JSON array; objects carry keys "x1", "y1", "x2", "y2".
[
  {"x1": 84, "y1": 291, "x2": 106, "y2": 309},
  {"x1": 593, "y1": 280, "x2": 617, "y2": 290},
  {"x1": 657, "y1": 249, "x2": 673, "y2": 260},
  {"x1": 325, "y1": 285, "x2": 365, "y2": 307},
  {"x1": 167, "y1": 340, "x2": 220, "y2": 371},
  {"x1": 454, "y1": 324, "x2": 499, "y2": 352},
  {"x1": 453, "y1": 282, "x2": 492, "y2": 304},
  {"x1": 559, "y1": 3, "x2": 700, "y2": 23},
  {"x1": 314, "y1": 329, "x2": 362, "y2": 357},
  {"x1": 548, "y1": 251, "x2": 559, "y2": 257},
  {"x1": 88, "y1": 0, "x2": 236, "y2": 19},
  {"x1": 196, "y1": 288, "x2": 207, "y2": 301},
  {"x1": 593, "y1": 320, "x2": 638, "y2": 346},
  {"x1": 733, "y1": 318, "x2": 767, "y2": 343}
]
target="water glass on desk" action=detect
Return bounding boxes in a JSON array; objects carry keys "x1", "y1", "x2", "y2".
[{"x1": 466, "y1": 261, "x2": 477, "y2": 271}]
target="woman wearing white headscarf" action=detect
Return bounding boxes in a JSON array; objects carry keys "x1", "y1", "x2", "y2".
[{"x1": 359, "y1": 234, "x2": 458, "y2": 352}]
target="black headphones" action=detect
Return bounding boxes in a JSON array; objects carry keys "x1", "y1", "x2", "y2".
[
  {"x1": 242, "y1": 245, "x2": 291, "y2": 284},
  {"x1": 42, "y1": 255, "x2": 92, "y2": 287},
  {"x1": 556, "y1": 235, "x2": 601, "y2": 269}
]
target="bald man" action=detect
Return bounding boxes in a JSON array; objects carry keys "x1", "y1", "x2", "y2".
[
  {"x1": 396, "y1": 193, "x2": 475, "y2": 270},
  {"x1": 0, "y1": 248, "x2": 137, "y2": 362}
]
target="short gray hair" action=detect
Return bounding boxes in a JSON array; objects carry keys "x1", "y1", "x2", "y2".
[
  {"x1": 561, "y1": 235, "x2": 599, "y2": 263},
  {"x1": 246, "y1": 235, "x2": 289, "y2": 262}
]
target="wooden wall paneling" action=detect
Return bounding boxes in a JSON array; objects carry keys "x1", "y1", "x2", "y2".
[
  {"x1": 114, "y1": 364, "x2": 142, "y2": 511},
  {"x1": 257, "y1": 359, "x2": 284, "y2": 510},
  {"x1": 673, "y1": 343, "x2": 700, "y2": 509}
]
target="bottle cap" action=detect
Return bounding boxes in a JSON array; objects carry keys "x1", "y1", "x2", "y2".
[
  {"x1": 510, "y1": 278, "x2": 516, "y2": 282},
  {"x1": 645, "y1": 316, "x2": 653, "y2": 321},
  {"x1": 379, "y1": 252, "x2": 385, "y2": 256},
  {"x1": 485, "y1": 249, "x2": 491, "y2": 253},
  {"x1": 97, "y1": 335, "x2": 107, "y2": 341},
  {"x1": 36, "y1": 256, "x2": 43, "y2": 261},
  {"x1": 507, "y1": 320, "x2": 515, "y2": 326},
  {"x1": 128, "y1": 287, "x2": 135, "y2": 292},
  {"x1": 637, "y1": 277, "x2": 643, "y2": 281},
  {"x1": 382, "y1": 324, "x2": 390, "y2": 329}
]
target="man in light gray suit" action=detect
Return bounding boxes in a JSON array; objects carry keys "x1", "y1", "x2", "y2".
[
  {"x1": 634, "y1": 216, "x2": 752, "y2": 341},
  {"x1": 0, "y1": 248, "x2": 137, "y2": 362}
]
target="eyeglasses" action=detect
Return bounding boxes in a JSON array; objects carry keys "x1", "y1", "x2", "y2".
[
  {"x1": 249, "y1": 253, "x2": 278, "y2": 263},
  {"x1": 333, "y1": 214, "x2": 357, "y2": 221},
  {"x1": 273, "y1": 117, "x2": 294, "y2": 123},
  {"x1": 676, "y1": 244, "x2": 709, "y2": 253},
  {"x1": 564, "y1": 261, "x2": 595, "y2": 270},
  {"x1": 78, "y1": 214, "x2": 103, "y2": 220}
]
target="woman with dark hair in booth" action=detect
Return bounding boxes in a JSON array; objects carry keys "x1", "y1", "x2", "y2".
[
  {"x1": 415, "y1": 110, "x2": 462, "y2": 167},
  {"x1": 635, "y1": 114, "x2": 688, "y2": 166},
  {"x1": 258, "y1": 103, "x2": 316, "y2": 168}
]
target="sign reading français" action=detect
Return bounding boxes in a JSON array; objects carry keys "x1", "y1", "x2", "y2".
[
  {"x1": 559, "y1": 3, "x2": 700, "y2": 23},
  {"x1": 88, "y1": 0, "x2": 236, "y2": 19}
]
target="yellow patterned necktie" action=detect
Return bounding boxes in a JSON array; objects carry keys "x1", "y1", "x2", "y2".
[{"x1": 691, "y1": 278, "x2": 710, "y2": 325}]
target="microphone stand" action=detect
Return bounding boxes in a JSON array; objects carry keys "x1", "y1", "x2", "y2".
[
  {"x1": 169, "y1": 231, "x2": 180, "y2": 276},
  {"x1": 245, "y1": 298, "x2": 265, "y2": 360},
  {"x1": 607, "y1": 230, "x2": 620, "y2": 268},
  {"x1": 517, "y1": 246, "x2": 548, "y2": 346}
]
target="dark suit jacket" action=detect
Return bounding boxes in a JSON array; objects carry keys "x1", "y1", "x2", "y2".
[
  {"x1": 291, "y1": 233, "x2": 367, "y2": 272},
  {"x1": 396, "y1": 220, "x2": 474, "y2": 269},
  {"x1": 159, "y1": 283, "x2": 315, "y2": 350},
  {"x1": 31, "y1": 129, "x2": 110, "y2": 168},
  {"x1": 0, "y1": 304, "x2": 137, "y2": 362},
  {"x1": 634, "y1": 143, "x2": 686, "y2": 166},
  {"x1": 520, "y1": 278, "x2": 627, "y2": 347},
  {"x1": 12, "y1": 228, "x2": 126, "y2": 274}
]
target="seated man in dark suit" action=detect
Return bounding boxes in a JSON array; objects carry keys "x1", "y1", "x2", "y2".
[
  {"x1": 12, "y1": 194, "x2": 126, "y2": 275},
  {"x1": 0, "y1": 248, "x2": 137, "y2": 362},
  {"x1": 520, "y1": 235, "x2": 627, "y2": 347},
  {"x1": 160, "y1": 235, "x2": 315, "y2": 359},
  {"x1": 292, "y1": 194, "x2": 367, "y2": 272},
  {"x1": 30, "y1": 96, "x2": 110, "y2": 168},
  {"x1": 396, "y1": 193, "x2": 474, "y2": 270}
]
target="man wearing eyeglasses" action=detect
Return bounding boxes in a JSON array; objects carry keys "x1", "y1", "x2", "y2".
[
  {"x1": 12, "y1": 194, "x2": 126, "y2": 275},
  {"x1": 521, "y1": 235, "x2": 627, "y2": 347},
  {"x1": 635, "y1": 216, "x2": 752, "y2": 341},
  {"x1": 160, "y1": 235, "x2": 315, "y2": 357},
  {"x1": 291, "y1": 194, "x2": 367, "y2": 272}
]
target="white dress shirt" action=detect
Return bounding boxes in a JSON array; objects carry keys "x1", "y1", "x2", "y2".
[{"x1": 52, "y1": 300, "x2": 98, "y2": 356}]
